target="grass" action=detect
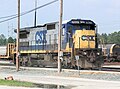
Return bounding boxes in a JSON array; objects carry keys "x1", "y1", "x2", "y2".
[
  {"x1": 0, "y1": 79, "x2": 68, "y2": 88},
  {"x1": 0, "y1": 79, "x2": 37, "y2": 87}
]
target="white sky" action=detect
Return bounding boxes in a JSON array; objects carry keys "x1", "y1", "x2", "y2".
[{"x1": 0, "y1": 0, "x2": 120, "y2": 38}]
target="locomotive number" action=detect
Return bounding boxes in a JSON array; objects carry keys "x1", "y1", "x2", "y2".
[
  {"x1": 35, "y1": 30, "x2": 47, "y2": 44},
  {"x1": 81, "y1": 35, "x2": 95, "y2": 41}
]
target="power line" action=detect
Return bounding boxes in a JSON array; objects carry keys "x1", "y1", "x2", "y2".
[
  {"x1": 0, "y1": 14, "x2": 17, "y2": 19},
  {"x1": 0, "y1": 0, "x2": 58, "y2": 24}
]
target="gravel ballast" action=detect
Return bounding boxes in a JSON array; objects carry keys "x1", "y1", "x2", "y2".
[{"x1": 0, "y1": 66, "x2": 120, "y2": 82}]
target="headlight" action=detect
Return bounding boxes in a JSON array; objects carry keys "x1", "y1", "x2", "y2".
[
  {"x1": 83, "y1": 52, "x2": 87, "y2": 55},
  {"x1": 97, "y1": 52, "x2": 100, "y2": 55}
]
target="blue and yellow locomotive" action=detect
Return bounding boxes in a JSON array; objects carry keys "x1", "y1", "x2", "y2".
[{"x1": 15, "y1": 19, "x2": 103, "y2": 68}]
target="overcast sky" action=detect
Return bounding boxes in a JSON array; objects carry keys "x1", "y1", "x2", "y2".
[{"x1": 0, "y1": 0, "x2": 120, "y2": 38}]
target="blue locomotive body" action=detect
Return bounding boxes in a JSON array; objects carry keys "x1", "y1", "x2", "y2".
[{"x1": 15, "y1": 19, "x2": 103, "y2": 68}]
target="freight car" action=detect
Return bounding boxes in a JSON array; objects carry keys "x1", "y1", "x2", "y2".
[
  {"x1": 102, "y1": 44, "x2": 120, "y2": 62},
  {"x1": 14, "y1": 19, "x2": 103, "y2": 68},
  {"x1": 0, "y1": 43, "x2": 15, "y2": 60}
]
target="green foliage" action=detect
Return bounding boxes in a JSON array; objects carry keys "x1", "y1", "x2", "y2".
[
  {"x1": 8, "y1": 37, "x2": 16, "y2": 43},
  {"x1": 0, "y1": 34, "x2": 15, "y2": 46},
  {"x1": 0, "y1": 79, "x2": 36, "y2": 87},
  {"x1": 98, "y1": 31, "x2": 120, "y2": 44},
  {"x1": 0, "y1": 34, "x2": 7, "y2": 46}
]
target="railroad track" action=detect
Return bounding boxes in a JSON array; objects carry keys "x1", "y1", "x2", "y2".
[
  {"x1": 0, "y1": 61, "x2": 120, "y2": 72},
  {"x1": 102, "y1": 62, "x2": 120, "y2": 72},
  {"x1": 101, "y1": 67, "x2": 120, "y2": 72},
  {"x1": 104, "y1": 62, "x2": 120, "y2": 65},
  {"x1": 0, "y1": 63, "x2": 14, "y2": 66}
]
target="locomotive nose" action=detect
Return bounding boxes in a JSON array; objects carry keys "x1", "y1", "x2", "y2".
[{"x1": 74, "y1": 30, "x2": 95, "y2": 49}]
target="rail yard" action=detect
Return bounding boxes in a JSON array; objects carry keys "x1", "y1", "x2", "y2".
[
  {"x1": 0, "y1": 19, "x2": 119, "y2": 70},
  {"x1": 0, "y1": 0, "x2": 120, "y2": 89},
  {"x1": 0, "y1": 16, "x2": 120, "y2": 89},
  {"x1": 0, "y1": 60, "x2": 120, "y2": 89}
]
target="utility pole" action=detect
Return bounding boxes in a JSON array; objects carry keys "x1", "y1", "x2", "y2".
[
  {"x1": 16, "y1": 0, "x2": 20, "y2": 71},
  {"x1": 58, "y1": 0, "x2": 63, "y2": 73},
  {"x1": 34, "y1": 0, "x2": 37, "y2": 27},
  {"x1": 8, "y1": 22, "x2": 10, "y2": 43}
]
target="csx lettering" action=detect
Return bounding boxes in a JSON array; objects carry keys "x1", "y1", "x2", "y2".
[
  {"x1": 35, "y1": 30, "x2": 47, "y2": 44},
  {"x1": 81, "y1": 35, "x2": 95, "y2": 41}
]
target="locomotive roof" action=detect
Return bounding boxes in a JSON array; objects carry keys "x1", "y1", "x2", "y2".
[
  {"x1": 14, "y1": 21, "x2": 58, "y2": 32},
  {"x1": 63, "y1": 19, "x2": 96, "y2": 25},
  {"x1": 14, "y1": 19, "x2": 95, "y2": 32}
]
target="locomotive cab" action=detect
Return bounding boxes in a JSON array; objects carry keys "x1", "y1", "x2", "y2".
[{"x1": 62, "y1": 19, "x2": 103, "y2": 68}]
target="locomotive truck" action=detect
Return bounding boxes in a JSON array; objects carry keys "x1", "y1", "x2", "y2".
[{"x1": 14, "y1": 19, "x2": 103, "y2": 68}]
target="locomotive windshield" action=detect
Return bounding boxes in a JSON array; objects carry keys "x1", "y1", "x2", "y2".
[
  {"x1": 70, "y1": 20, "x2": 95, "y2": 30},
  {"x1": 74, "y1": 24, "x2": 95, "y2": 30}
]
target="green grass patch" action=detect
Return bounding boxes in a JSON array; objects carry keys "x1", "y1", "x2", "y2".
[{"x1": 0, "y1": 79, "x2": 37, "y2": 87}]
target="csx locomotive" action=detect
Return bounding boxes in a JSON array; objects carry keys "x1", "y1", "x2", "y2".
[{"x1": 15, "y1": 19, "x2": 103, "y2": 68}]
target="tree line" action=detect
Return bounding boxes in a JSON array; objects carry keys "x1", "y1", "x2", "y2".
[
  {"x1": 0, "y1": 34, "x2": 16, "y2": 46},
  {"x1": 98, "y1": 31, "x2": 120, "y2": 44}
]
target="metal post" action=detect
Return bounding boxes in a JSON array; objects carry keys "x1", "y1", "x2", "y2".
[
  {"x1": 16, "y1": 0, "x2": 20, "y2": 71},
  {"x1": 77, "y1": 59, "x2": 80, "y2": 76},
  {"x1": 34, "y1": 0, "x2": 37, "y2": 27},
  {"x1": 79, "y1": 37, "x2": 80, "y2": 50},
  {"x1": 95, "y1": 25, "x2": 98, "y2": 48},
  {"x1": 68, "y1": 32, "x2": 70, "y2": 48},
  {"x1": 58, "y1": 0, "x2": 63, "y2": 73}
]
